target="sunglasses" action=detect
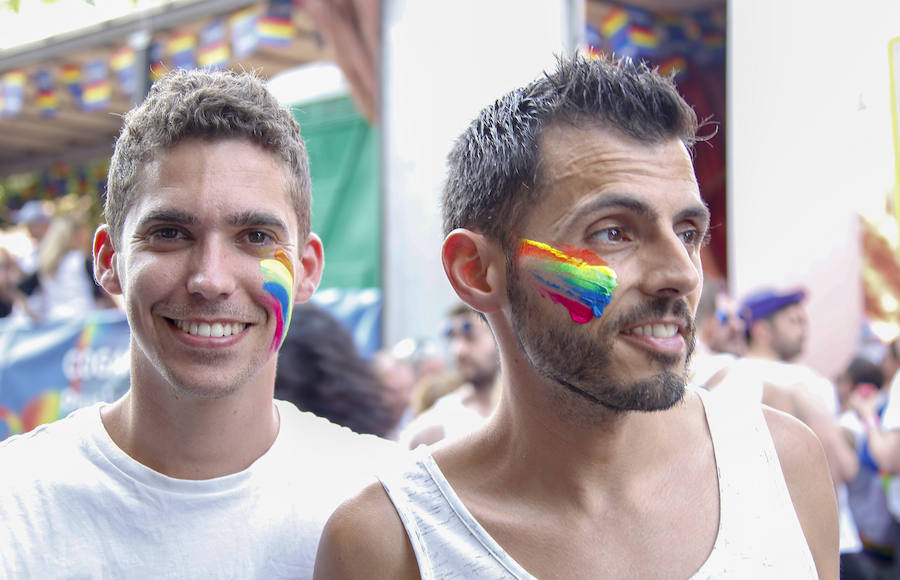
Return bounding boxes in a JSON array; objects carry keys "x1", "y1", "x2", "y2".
[{"x1": 442, "y1": 319, "x2": 474, "y2": 340}]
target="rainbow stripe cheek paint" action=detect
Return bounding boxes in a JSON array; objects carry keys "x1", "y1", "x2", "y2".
[
  {"x1": 518, "y1": 239, "x2": 619, "y2": 324},
  {"x1": 259, "y1": 250, "x2": 294, "y2": 353}
]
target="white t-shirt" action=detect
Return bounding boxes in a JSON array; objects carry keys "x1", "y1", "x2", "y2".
[{"x1": 0, "y1": 399, "x2": 400, "y2": 579}]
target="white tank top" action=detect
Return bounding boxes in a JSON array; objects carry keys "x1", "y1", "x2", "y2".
[{"x1": 379, "y1": 387, "x2": 819, "y2": 579}]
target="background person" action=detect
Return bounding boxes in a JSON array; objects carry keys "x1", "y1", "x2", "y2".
[
  {"x1": 398, "y1": 303, "x2": 500, "y2": 448},
  {"x1": 275, "y1": 301, "x2": 397, "y2": 438},
  {"x1": 735, "y1": 287, "x2": 864, "y2": 577}
]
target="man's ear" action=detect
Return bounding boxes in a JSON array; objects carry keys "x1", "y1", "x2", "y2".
[
  {"x1": 293, "y1": 232, "x2": 324, "y2": 303},
  {"x1": 93, "y1": 225, "x2": 122, "y2": 296},
  {"x1": 441, "y1": 229, "x2": 505, "y2": 314}
]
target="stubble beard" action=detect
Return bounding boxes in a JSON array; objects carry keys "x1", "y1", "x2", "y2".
[{"x1": 507, "y1": 264, "x2": 695, "y2": 414}]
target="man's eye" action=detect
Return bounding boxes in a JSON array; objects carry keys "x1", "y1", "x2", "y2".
[
  {"x1": 246, "y1": 231, "x2": 273, "y2": 244},
  {"x1": 151, "y1": 227, "x2": 182, "y2": 240},
  {"x1": 680, "y1": 230, "x2": 698, "y2": 244},
  {"x1": 679, "y1": 229, "x2": 710, "y2": 247},
  {"x1": 594, "y1": 227, "x2": 625, "y2": 242}
]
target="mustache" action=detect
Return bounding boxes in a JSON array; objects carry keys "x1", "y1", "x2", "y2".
[{"x1": 606, "y1": 297, "x2": 695, "y2": 335}]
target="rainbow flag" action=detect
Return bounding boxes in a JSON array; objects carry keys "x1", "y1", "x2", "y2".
[
  {"x1": 110, "y1": 45, "x2": 137, "y2": 98},
  {"x1": 199, "y1": 18, "x2": 230, "y2": 70},
  {"x1": 231, "y1": 5, "x2": 261, "y2": 58},
  {"x1": 1, "y1": 70, "x2": 26, "y2": 117},
  {"x1": 168, "y1": 31, "x2": 197, "y2": 70},
  {"x1": 257, "y1": 0, "x2": 294, "y2": 47},
  {"x1": 60, "y1": 63, "x2": 82, "y2": 100},
  {"x1": 81, "y1": 59, "x2": 111, "y2": 111},
  {"x1": 34, "y1": 70, "x2": 59, "y2": 117},
  {"x1": 600, "y1": 6, "x2": 628, "y2": 38},
  {"x1": 148, "y1": 40, "x2": 167, "y2": 83},
  {"x1": 628, "y1": 25, "x2": 659, "y2": 49}
]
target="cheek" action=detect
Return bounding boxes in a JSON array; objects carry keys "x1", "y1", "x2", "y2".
[
  {"x1": 516, "y1": 239, "x2": 619, "y2": 325},
  {"x1": 258, "y1": 252, "x2": 295, "y2": 353},
  {"x1": 520, "y1": 261, "x2": 619, "y2": 325}
]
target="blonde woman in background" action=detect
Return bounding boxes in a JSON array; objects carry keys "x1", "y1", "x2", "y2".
[{"x1": 22, "y1": 211, "x2": 96, "y2": 323}]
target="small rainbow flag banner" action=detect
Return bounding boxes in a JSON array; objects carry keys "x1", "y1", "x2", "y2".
[
  {"x1": 231, "y1": 5, "x2": 261, "y2": 58},
  {"x1": 110, "y1": 45, "x2": 137, "y2": 98},
  {"x1": 33, "y1": 69, "x2": 59, "y2": 117},
  {"x1": 199, "y1": 18, "x2": 230, "y2": 70},
  {"x1": 148, "y1": 40, "x2": 167, "y2": 83},
  {"x1": 81, "y1": 59, "x2": 111, "y2": 111},
  {"x1": 600, "y1": 5, "x2": 628, "y2": 42},
  {"x1": 1, "y1": 70, "x2": 26, "y2": 117},
  {"x1": 168, "y1": 30, "x2": 197, "y2": 70},
  {"x1": 257, "y1": 0, "x2": 294, "y2": 47},
  {"x1": 60, "y1": 63, "x2": 83, "y2": 100},
  {"x1": 592, "y1": 4, "x2": 725, "y2": 74}
]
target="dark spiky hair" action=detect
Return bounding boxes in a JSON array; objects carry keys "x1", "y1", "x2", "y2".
[{"x1": 441, "y1": 53, "x2": 702, "y2": 245}]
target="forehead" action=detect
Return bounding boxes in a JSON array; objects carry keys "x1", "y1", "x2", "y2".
[
  {"x1": 128, "y1": 139, "x2": 298, "y2": 234},
  {"x1": 521, "y1": 123, "x2": 703, "y2": 234}
]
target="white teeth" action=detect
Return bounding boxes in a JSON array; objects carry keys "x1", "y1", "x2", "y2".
[
  {"x1": 627, "y1": 324, "x2": 678, "y2": 338},
  {"x1": 173, "y1": 320, "x2": 246, "y2": 337}
]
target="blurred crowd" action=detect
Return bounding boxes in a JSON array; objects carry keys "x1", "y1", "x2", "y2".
[
  {"x1": 693, "y1": 280, "x2": 900, "y2": 580},
  {"x1": 0, "y1": 197, "x2": 116, "y2": 326}
]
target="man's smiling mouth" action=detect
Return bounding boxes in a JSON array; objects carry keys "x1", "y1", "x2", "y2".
[{"x1": 170, "y1": 319, "x2": 248, "y2": 337}]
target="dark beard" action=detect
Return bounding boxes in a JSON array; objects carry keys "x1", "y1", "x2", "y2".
[{"x1": 507, "y1": 258, "x2": 695, "y2": 413}]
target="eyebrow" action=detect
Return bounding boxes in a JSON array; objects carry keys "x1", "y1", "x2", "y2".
[
  {"x1": 135, "y1": 208, "x2": 290, "y2": 232},
  {"x1": 226, "y1": 210, "x2": 289, "y2": 232},
  {"x1": 575, "y1": 195, "x2": 710, "y2": 227}
]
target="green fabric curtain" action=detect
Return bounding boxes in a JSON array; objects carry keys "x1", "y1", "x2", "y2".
[{"x1": 293, "y1": 95, "x2": 380, "y2": 290}]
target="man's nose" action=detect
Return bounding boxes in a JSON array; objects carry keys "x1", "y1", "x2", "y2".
[
  {"x1": 639, "y1": 232, "x2": 701, "y2": 299},
  {"x1": 186, "y1": 237, "x2": 238, "y2": 300}
]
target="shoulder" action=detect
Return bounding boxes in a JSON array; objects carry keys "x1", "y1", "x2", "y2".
[
  {"x1": 277, "y1": 400, "x2": 397, "y2": 450},
  {"x1": 0, "y1": 404, "x2": 97, "y2": 460},
  {"x1": 314, "y1": 482, "x2": 420, "y2": 579},
  {"x1": 763, "y1": 406, "x2": 839, "y2": 580}
]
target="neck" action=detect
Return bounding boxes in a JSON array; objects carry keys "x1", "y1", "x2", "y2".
[
  {"x1": 480, "y1": 363, "x2": 696, "y2": 494},
  {"x1": 102, "y1": 367, "x2": 280, "y2": 480}
]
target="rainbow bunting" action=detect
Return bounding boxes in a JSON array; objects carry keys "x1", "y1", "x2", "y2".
[
  {"x1": 628, "y1": 25, "x2": 659, "y2": 49},
  {"x1": 1, "y1": 70, "x2": 26, "y2": 117},
  {"x1": 167, "y1": 31, "x2": 197, "y2": 70},
  {"x1": 60, "y1": 63, "x2": 83, "y2": 100},
  {"x1": 81, "y1": 59, "x2": 110, "y2": 111},
  {"x1": 199, "y1": 19, "x2": 230, "y2": 70},
  {"x1": 32, "y1": 69, "x2": 59, "y2": 117},
  {"x1": 231, "y1": 6, "x2": 261, "y2": 58},
  {"x1": 257, "y1": 0, "x2": 294, "y2": 46},
  {"x1": 110, "y1": 45, "x2": 137, "y2": 98},
  {"x1": 148, "y1": 40, "x2": 167, "y2": 83},
  {"x1": 600, "y1": 6, "x2": 628, "y2": 38}
]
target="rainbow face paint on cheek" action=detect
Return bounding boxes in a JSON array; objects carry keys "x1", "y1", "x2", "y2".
[
  {"x1": 259, "y1": 250, "x2": 294, "y2": 353},
  {"x1": 518, "y1": 239, "x2": 618, "y2": 324}
]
